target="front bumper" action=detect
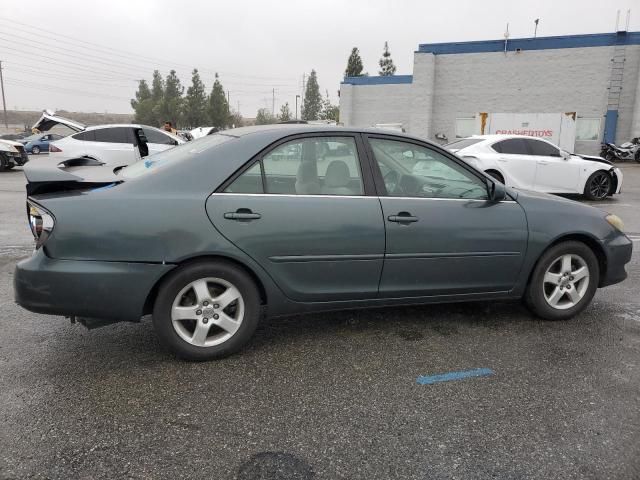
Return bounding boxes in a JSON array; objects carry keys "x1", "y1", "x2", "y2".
[
  {"x1": 600, "y1": 232, "x2": 633, "y2": 287},
  {"x1": 14, "y1": 248, "x2": 175, "y2": 322}
]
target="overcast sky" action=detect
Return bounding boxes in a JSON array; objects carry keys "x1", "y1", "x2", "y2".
[{"x1": 1, "y1": 0, "x2": 639, "y2": 120}]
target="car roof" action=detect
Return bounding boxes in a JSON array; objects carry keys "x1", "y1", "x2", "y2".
[
  {"x1": 220, "y1": 124, "x2": 435, "y2": 144},
  {"x1": 465, "y1": 134, "x2": 550, "y2": 141}
]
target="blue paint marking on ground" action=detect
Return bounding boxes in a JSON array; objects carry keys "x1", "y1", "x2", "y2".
[{"x1": 417, "y1": 368, "x2": 494, "y2": 385}]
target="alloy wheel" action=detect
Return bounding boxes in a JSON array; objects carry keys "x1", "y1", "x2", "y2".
[
  {"x1": 32, "y1": 146, "x2": 40, "y2": 154},
  {"x1": 542, "y1": 254, "x2": 590, "y2": 310},
  {"x1": 588, "y1": 173, "x2": 610, "y2": 200},
  {"x1": 171, "y1": 277, "x2": 244, "y2": 347}
]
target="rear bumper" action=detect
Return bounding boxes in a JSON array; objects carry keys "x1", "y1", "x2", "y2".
[
  {"x1": 14, "y1": 249, "x2": 174, "y2": 322},
  {"x1": 600, "y1": 232, "x2": 633, "y2": 287}
]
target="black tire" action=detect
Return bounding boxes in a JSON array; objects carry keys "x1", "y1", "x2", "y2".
[
  {"x1": 524, "y1": 241, "x2": 599, "y2": 321},
  {"x1": 152, "y1": 260, "x2": 261, "y2": 361},
  {"x1": 635, "y1": 150, "x2": 640, "y2": 163},
  {"x1": 0, "y1": 154, "x2": 8, "y2": 172},
  {"x1": 583, "y1": 171, "x2": 611, "y2": 200},
  {"x1": 485, "y1": 170, "x2": 504, "y2": 184},
  {"x1": 31, "y1": 145, "x2": 40, "y2": 154},
  {"x1": 604, "y1": 152, "x2": 615, "y2": 162}
]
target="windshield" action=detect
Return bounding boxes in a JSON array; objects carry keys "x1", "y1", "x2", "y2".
[
  {"x1": 444, "y1": 138, "x2": 483, "y2": 150},
  {"x1": 120, "y1": 134, "x2": 233, "y2": 179}
]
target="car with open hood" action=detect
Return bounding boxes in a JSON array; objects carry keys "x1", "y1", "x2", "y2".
[
  {"x1": 14, "y1": 125, "x2": 632, "y2": 360},
  {"x1": 445, "y1": 135, "x2": 623, "y2": 201},
  {"x1": 31, "y1": 110, "x2": 184, "y2": 170}
]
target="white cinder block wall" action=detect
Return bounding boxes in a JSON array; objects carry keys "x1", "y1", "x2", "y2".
[{"x1": 340, "y1": 33, "x2": 640, "y2": 156}]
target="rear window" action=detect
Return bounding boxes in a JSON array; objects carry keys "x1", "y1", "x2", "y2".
[
  {"x1": 444, "y1": 138, "x2": 483, "y2": 150},
  {"x1": 119, "y1": 134, "x2": 233, "y2": 179},
  {"x1": 143, "y1": 128, "x2": 176, "y2": 145}
]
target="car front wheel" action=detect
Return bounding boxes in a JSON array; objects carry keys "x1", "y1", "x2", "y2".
[
  {"x1": 152, "y1": 261, "x2": 261, "y2": 360},
  {"x1": 31, "y1": 146, "x2": 40, "y2": 154},
  {"x1": 584, "y1": 171, "x2": 611, "y2": 201},
  {"x1": 524, "y1": 241, "x2": 599, "y2": 320}
]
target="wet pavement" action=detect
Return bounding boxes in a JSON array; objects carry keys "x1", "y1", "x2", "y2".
[{"x1": 1, "y1": 165, "x2": 639, "y2": 479}]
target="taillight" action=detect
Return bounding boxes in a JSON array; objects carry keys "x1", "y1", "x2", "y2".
[
  {"x1": 49, "y1": 144, "x2": 62, "y2": 153},
  {"x1": 27, "y1": 201, "x2": 55, "y2": 249}
]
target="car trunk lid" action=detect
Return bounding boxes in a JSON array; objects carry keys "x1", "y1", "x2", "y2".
[{"x1": 31, "y1": 109, "x2": 86, "y2": 133}]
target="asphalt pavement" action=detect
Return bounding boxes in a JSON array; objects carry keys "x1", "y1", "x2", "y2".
[{"x1": 0, "y1": 164, "x2": 639, "y2": 479}]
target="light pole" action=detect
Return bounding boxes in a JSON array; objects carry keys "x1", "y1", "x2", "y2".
[{"x1": 295, "y1": 95, "x2": 300, "y2": 120}]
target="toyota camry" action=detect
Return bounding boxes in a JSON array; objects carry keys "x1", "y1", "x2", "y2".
[{"x1": 14, "y1": 126, "x2": 632, "y2": 360}]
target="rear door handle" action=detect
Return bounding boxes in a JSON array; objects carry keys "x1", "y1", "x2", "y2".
[
  {"x1": 224, "y1": 210, "x2": 262, "y2": 221},
  {"x1": 537, "y1": 161, "x2": 549, "y2": 165},
  {"x1": 388, "y1": 212, "x2": 418, "y2": 224}
]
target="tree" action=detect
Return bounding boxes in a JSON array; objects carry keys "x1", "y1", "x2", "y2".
[
  {"x1": 208, "y1": 73, "x2": 229, "y2": 129},
  {"x1": 158, "y1": 69, "x2": 184, "y2": 127},
  {"x1": 301, "y1": 70, "x2": 322, "y2": 121},
  {"x1": 319, "y1": 92, "x2": 339, "y2": 122},
  {"x1": 278, "y1": 102, "x2": 292, "y2": 122},
  {"x1": 255, "y1": 108, "x2": 275, "y2": 125},
  {"x1": 344, "y1": 47, "x2": 364, "y2": 78},
  {"x1": 130, "y1": 79, "x2": 155, "y2": 125},
  {"x1": 379, "y1": 41, "x2": 397, "y2": 76},
  {"x1": 149, "y1": 70, "x2": 164, "y2": 126},
  {"x1": 183, "y1": 69, "x2": 208, "y2": 128},
  {"x1": 229, "y1": 110, "x2": 244, "y2": 128}
]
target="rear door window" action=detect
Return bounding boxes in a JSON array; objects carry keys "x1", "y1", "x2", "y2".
[
  {"x1": 492, "y1": 139, "x2": 529, "y2": 155},
  {"x1": 92, "y1": 127, "x2": 133, "y2": 143}
]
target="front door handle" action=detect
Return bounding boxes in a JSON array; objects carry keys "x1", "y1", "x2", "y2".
[
  {"x1": 224, "y1": 209, "x2": 262, "y2": 221},
  {"x1": 388, "y1": 212, "x2": 418, "y2": 224},
  {"x1": 537, "y1": 160, "x2": 549, "y2": 165}
]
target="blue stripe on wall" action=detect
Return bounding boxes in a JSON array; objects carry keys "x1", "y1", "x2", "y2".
[
  {"x1": 418, "y1": 31, "x2": 640, "y2": 55},
  {"x1": 604, "y1": 110, "x2": 619, "y2": 144},
  {"x1": 342, "y1": 75, "x2": 413, "y2": 86}
]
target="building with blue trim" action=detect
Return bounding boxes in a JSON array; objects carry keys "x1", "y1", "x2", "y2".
[{"x1": 339, "y1": 31, "x2": 640, "y2": 155}]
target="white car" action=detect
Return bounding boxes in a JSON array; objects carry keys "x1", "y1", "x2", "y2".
[
  {"x1": 445, "y1": 135, "x2": 623, "y2": 201},
  {"x1": 0, "y1": 139, "x2": 29, "y2": 171},
  {"x1": 32, "y1": 110, "x2": 184, "y2": 169}
]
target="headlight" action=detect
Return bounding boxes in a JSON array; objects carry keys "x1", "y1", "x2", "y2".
[
  {"x1": 27, "y1": 201, "x2": 55, "y2": 249},
  {"x1": 605, "y1": 214, "x2": 624, "y2": 232}
]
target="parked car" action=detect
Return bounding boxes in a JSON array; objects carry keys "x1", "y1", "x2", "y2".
[
  {"x1": 15, "y1": 126, "x2": 632, "y2": 360},
  {"x1": 0, "y1": 139, "x2": 29, "y2": 171},
  {"x1": 445, "y1": 135, "x2": 623, "y2": 201},
  {"x1": 22, "y1": 133, "x2": 65, "y2": 154},
  {"x1": 31, "y1": 110, "x2": 184, "y2": 168}
]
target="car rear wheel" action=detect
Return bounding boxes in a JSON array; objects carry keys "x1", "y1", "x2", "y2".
[
  {"x1": 0, "y1": 154, "x2": 9, "y2": 172},
  {"x1": 152, "y1": 261, "x2": 261, "y2": 361},
  {"x1": 584, "y1": 171, "x2": 611, "y2": 200},
  {"x1": 524, "y1": 241, "x2": 599, "y2": 320},
  {"x1": 31, "y1": 146, "x2": 40, "y2": 155}
]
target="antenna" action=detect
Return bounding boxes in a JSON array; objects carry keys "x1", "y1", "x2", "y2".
[
  {"x1": 625, "y1": 9, "x2": 631, "y2": 31},
  {"x1": 615, "y1": 10, "x2": 620, "y2": 31},
  {"x1": 534, "y1": 18, "x2": 539, "y2": 38},
  {"x1": 504, "y1": 23, "x2": 510, "y2": 54}
]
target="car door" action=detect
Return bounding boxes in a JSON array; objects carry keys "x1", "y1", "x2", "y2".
[
  {"x1": 527, "y1": 139, "x2": 580, "y2": 193},
  {"x1": 142, "y1": 127, "x2": 178, "y2": 155},
  {"x1": 207, "y1": 134, "x2": 385, "y2": 302},
  {"x1": 490, "y1": 138, "x2": 537, "y2": 189},
  {"x1": 366, "y1": 135, "x2": 528, "y2": 298}
]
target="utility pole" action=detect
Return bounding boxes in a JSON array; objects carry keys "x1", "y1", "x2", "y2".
[
  {"x1": 295, "y1": 94, "x2": 300, "y2": 120},
  {"x1": 301, "y1": 73, "x2": 306, "y2": 120},
  {"x1": 0, "y1": 61, "x2": 8, "y2": 129},
  {"x1": 237, "y1": 101, "x2": 240, "y2": 115},
  {"x1": 227, "y1": 91, "x2": 230, "y2": 114},
  {"x1": 272, "y1": 88, "x2": 275, "y2": 117},
  {"x1": 534, "y1": 18, "x2": 539, "y2": 38}
]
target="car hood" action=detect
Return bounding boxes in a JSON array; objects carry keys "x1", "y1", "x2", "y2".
[
  {"x1": 572, "y1": 153, "x2": 613, "y2": 166},
  {"x1": 0, "y1": 139, "x2": 21, "y2": 152},
  {"x1": 32, "y1": 109, "x2": 85, "y2": 133}
]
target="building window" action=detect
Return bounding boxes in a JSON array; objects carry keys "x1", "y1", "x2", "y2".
[
  {"x1": 575, "y1": 118, "x2": 601, "y2": 141},
  {"x1": 455, "y1": 118, "x2": 477, "y2": 138}
]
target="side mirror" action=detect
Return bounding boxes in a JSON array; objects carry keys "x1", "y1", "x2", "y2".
[
  {"x1": 487, "y1": 179, "x2": 506, "y2": 202},
  {"x1": 560, "y1": 150, "x2": 571, "y2": 160}
]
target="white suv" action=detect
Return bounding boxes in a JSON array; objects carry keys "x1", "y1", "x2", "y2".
[
  {"x1": 32, "y1": 110, "x2": 184, "y2": 169},
  {"x1": 445, "y1": 135, "x2": 623, "y2": 201}
]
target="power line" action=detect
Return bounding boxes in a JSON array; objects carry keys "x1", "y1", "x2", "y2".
[
  {"x1": 0, "y1": 16, "x2": 297, "y2": 82},
  {"x1": 5, "y1": 78, "x2": 131, "y2": 101}
]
